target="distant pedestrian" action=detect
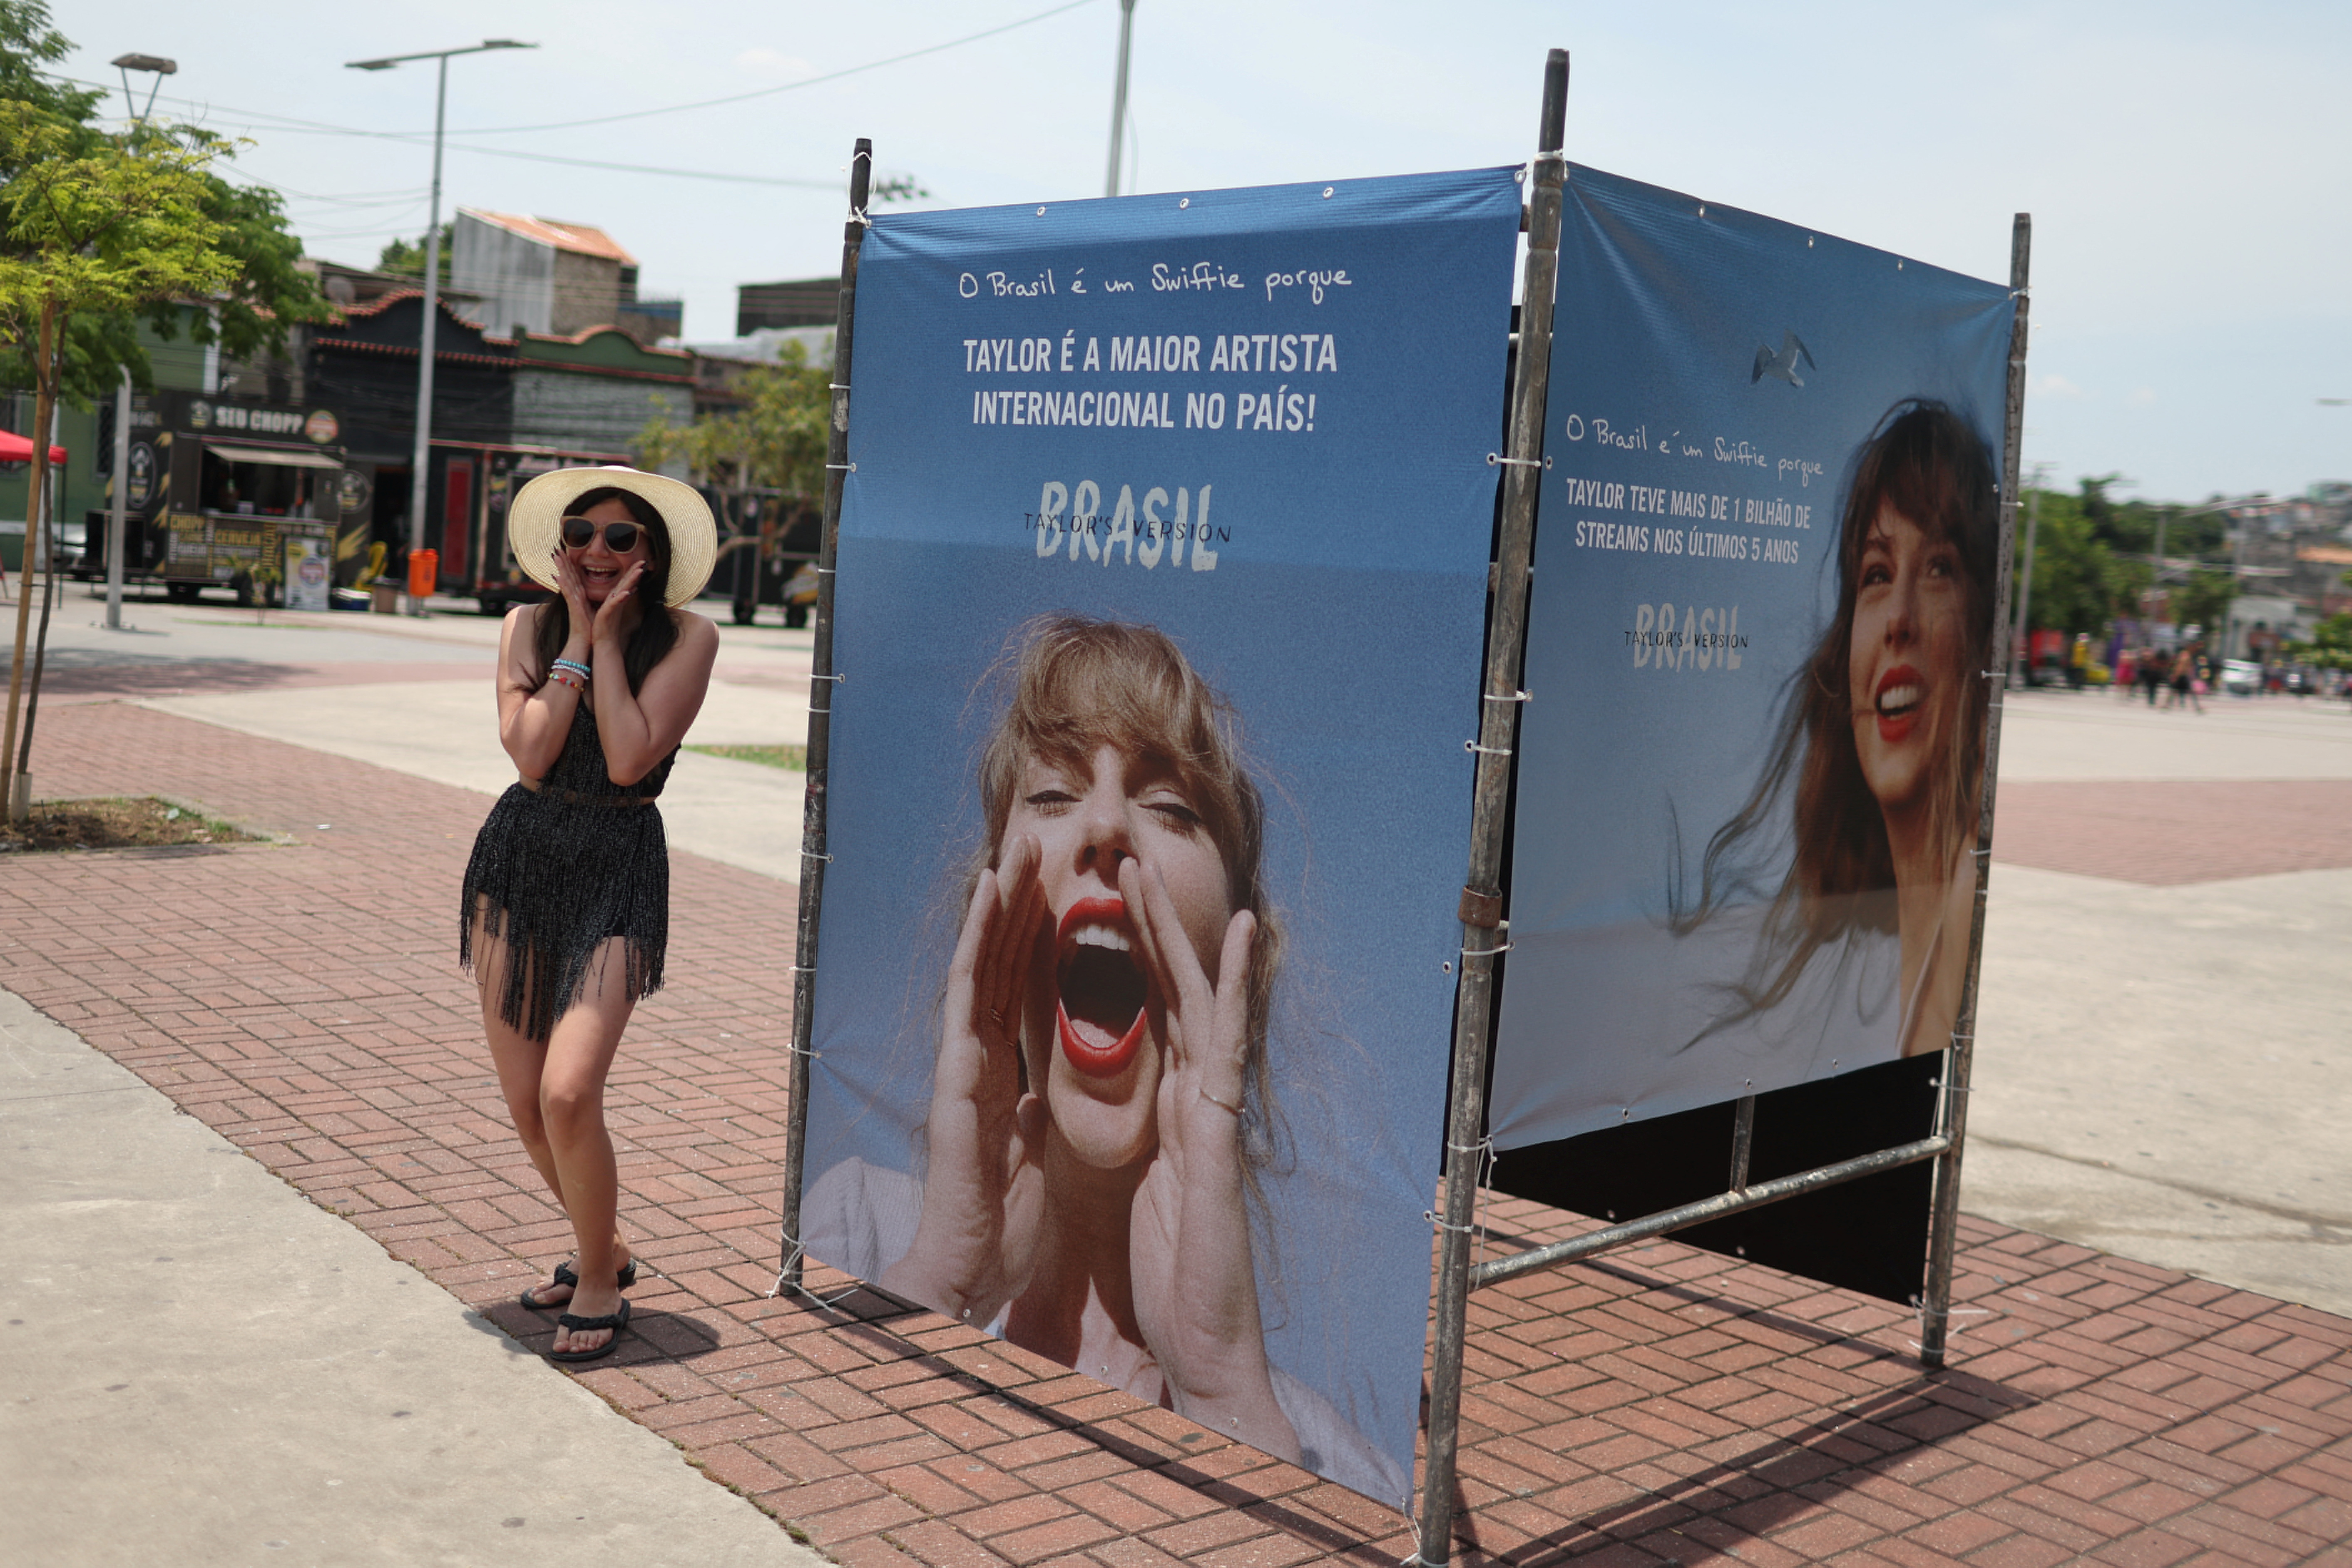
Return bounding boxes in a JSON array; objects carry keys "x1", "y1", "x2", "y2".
[
  {"x1": 2168, "y1": 648, "x2": 2202, "y2": 713},
  {"x1": 2139, "y1": 649, "x2": 2163, "y2": 707}
]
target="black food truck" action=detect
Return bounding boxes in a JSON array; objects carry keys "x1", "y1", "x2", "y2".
[{"x1": 81, "y1": 391, "x2": 362, "y2": 606}]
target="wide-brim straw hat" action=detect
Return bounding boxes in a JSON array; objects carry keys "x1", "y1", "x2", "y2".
[{"x1": 508, "y1": 466, "x2": 717, "y2": 608}]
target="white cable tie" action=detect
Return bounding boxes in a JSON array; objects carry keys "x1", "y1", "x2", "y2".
[
  {"x1": 1425, "y1": 1209, "x2": 1475, "y2": 1235},
  {"x1": 825, "y1": 462, "x2": 857, "y2": 472},
  {"x1": 1483, "y1": 689, "x2": 1531, "y2": 703},
  {"x1": 802, "y1": 849, "x2": 833, "y2": 863},
  {"x1": 1465, "y1": 740, "x2": 1512, "y2": 757},
  {"x1": 830, "y1": 383, "x2": 851, "y2": 391},
  {"x1": 1462, "y1": 940, "x2": 1514, "y2": 959},
  {"x1": 810, "y1": 672, "x2": 845, "y2": 683},
  {"x1": 1485, "y1": 452, "x2": 1551, "y2": 469}
]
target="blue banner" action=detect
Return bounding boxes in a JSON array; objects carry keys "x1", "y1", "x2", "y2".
[
  {"x1": 1490, "y1": 166, "x2": 2014, "y2": 1149},
  {"x1": 802, "y1": 168, "x2": 1521, "y2": 1501}
]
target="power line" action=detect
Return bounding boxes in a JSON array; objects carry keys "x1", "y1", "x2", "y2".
[
  {"x1": 55, "y1": 87, "x2": 873, "y2": 190},
  {"x1": 42, "y1": 1, "x2": 1101, "y2": 191},
  {"x1": 445, "y1": 0, "x2": 1100, "y2": 134}
]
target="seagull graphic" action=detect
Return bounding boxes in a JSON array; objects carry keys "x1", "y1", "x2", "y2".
[{"x1": 1751, "y1": 331, "x2": 1816, "y2": 387}]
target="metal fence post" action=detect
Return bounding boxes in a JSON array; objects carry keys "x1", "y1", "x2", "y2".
[
  {"x1": 1919, "y1": 212, "x2": 2030, "y2": 1369},
  {"x1": 778, "y1": 137, "x2": 873, "y2": 1293},
  {"x1": 1414, "y1": 49, "x2": 1569, "y2": 1567}
]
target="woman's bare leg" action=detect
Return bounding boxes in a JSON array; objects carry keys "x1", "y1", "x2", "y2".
[
  {"x1": 473, "y1": 910, "x2": 630, "y2": 1311},
  {"x1": 537, "y1": 939, "x2": 641, "y2": 1356}
]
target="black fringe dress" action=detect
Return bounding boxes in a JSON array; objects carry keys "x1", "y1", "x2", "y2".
[{"x1": 460, "y1": 698, "x2": 678, "y2": 1043}]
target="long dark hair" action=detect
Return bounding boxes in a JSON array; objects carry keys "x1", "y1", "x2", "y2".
[
  {"x1": 526, "y1": 485, "x2": 680, "y2": 694},
  {"x1": 1669, "y1": 400, "x2": 1999, "y2": 1031}
]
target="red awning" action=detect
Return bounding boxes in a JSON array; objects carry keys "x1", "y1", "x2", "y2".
[{"x1": 0, "y1": 429, "x2": 66, "y2": 465}]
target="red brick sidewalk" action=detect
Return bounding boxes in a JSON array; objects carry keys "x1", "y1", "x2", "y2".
[
  {"x1": 4, "y1": 701, "x2": 2347, "y2": 1568},
  {"x1": 1996, "y1": 780, "x2": 2352, "y2": 886}
]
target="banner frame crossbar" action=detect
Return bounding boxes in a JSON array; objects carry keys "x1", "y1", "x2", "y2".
[
  {"x1": 1467, "y1": 1132, "x2": 1953, "y2": 1291},
  {"x1": 776, "y1": 137, "x2": 873, "y2": 1300}
]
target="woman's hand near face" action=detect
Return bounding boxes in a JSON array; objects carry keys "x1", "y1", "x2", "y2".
[
  {"x1": 1121, "y1": 859, "x2": 1300, "y2": 1461},
  {"x1": 551, "y1": 548, "x2": 598, "y2": 649},
  {"x1": 883, "y1": 833, "x2": 1049, "y2": 1325},
  {"x1": 589, "y1": 559, "x2": 646, "y2": 646}
]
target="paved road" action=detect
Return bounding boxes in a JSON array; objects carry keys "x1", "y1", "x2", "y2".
[
  {"x1": 28, "y1": 590, "x2": 813, "y2": 880},
  {"x1": 1975, "y1": 689, "x2": 2352, "y2": 1315}
]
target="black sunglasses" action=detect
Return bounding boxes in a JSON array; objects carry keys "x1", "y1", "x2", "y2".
[{"x1": 560, "y1": 517, "x2": 643, "y2": 552}]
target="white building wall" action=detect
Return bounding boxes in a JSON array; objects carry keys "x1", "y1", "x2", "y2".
[{"x1": 451, "y1": 212, "x2": 555, "y2": 338}]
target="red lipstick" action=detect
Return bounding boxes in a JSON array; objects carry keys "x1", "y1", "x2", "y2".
[
  {"x1": 1873, "y1": 663, "x2": 1925, "y2": 745},
  {"x1": 1055, "y1": 897, "x2": 1147, "y2": 1078}
]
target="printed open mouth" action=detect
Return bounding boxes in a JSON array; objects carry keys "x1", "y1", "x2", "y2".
[
  {"x1": 1875, "y1": 663, "x2": 1924, "y2": 741},
  {"x1": 1056, "y1": 896, "x2": 1148, "y2": 1077}
]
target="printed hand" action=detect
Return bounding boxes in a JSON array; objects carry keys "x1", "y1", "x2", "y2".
[
  {"x1": 882, "y1": 834, "x2": 1048, "y2": 1324},
  {"x1": 1122, "y1": 860, "x2": 1299, "y2": 1459}
]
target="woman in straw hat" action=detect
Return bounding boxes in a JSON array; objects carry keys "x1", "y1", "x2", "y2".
[{"x1": 460, "y1": 466, "x2": 720, "y2": 1362}]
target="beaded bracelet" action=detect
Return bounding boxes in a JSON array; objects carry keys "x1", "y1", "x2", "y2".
[
  {"x1": 551, "y1": 657, "x2": 592, "y2": 681},
  {"x1": 545, "y1": 667, "x2": 587, "y2": 692}
]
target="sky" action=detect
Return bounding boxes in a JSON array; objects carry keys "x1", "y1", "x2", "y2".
[{"x1": 54, "y1": 0, "x2": 2352, "y2": 504}]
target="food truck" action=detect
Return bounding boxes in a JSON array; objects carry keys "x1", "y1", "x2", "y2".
[{"x1": 80, "y1": 391, "x2": 359, "y2": 606}]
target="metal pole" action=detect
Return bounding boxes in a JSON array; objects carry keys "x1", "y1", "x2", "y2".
[
  {"x1": 1727, "y1": 1093, "x2": 1757, "y2": 1191},
  {"x1": 1472, "y1": 1134, "x2": 1953, "y2": 1290},
  {"x1": 1103, "y1": 0, "x2": 1136, "y2": 198},
  {"x1": 407, "y1": 53, "x2": 449, "y2": 614},
  {"x1": 778, "y1": 136, "x2": 872, "y2": 1294},
  {"x1": 2009, "y1": 485, "x2": 2038, "y2": 686},
  {"x1": 1415, "y1": 48, "x2": 1567, "y2": 1568},
  {"x1": 106, "y1": 370, "x2": 129, "y2": 629},
  {"x1": 1918, "y1": 212, "x2": 2029, "y2": 1370}
]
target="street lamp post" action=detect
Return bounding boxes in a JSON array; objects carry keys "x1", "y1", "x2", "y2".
[
  {"x1": 1104, "y1": 0, "x2": 1136, "y2": 197},
  {"x1": 105, "y1": 53, "x2": 177, "y2": 632},
  {"x1": 346, "y1": 39, "x2": 534, "y2": 612}
]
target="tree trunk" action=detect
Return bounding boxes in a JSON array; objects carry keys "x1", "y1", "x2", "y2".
[{"x1": 1, "y1": 298, "x2": 57, "y2": 824}]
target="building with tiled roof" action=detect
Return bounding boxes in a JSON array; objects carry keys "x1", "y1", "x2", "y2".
[{"x1": 451, "y1": 209, "x2": 679, "y2": 343}]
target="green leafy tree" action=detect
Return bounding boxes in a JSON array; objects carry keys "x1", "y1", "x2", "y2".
[
  {"x1": 0, "y1": 104, "x2": 238, "y2": 819},
  {"x1": 2172, "y1": 569, "x2": 2235, "y2": 640},
  {"x1": 378, "y1": 224, "x2": 452, "y2": 287},
  {"x1": 635, "y1": 337, "x2": 831, "y2": 499},
  {"x1": 0, "y1": 1, "x2": 327, "y2": 407},
  {"x1": 2287, "y1": 612, "x2": 2352, "y2": 671}
]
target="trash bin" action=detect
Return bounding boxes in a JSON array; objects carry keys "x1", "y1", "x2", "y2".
[{"x1": 407, "y1": 548, "x2": 439, "y2": 599}]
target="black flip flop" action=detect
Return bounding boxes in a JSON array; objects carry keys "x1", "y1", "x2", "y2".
[
  {"x1": 518, "y1": 1255, "x2": 639, "y2": 1311},
  {"x1": 547, "y1": 1298, "x2": 632, "y2": 1363}
]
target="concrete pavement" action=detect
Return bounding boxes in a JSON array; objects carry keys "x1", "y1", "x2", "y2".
[
  {"x1": 0, "y1": 986, "x2": 823, "y2": 1567},
  {"x1": 1972, "y1": 689, "x2": 2352, "y2": 1316}
]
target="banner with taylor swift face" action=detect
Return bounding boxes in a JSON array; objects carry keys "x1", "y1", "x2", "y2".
[
  {"x1": 1489, "y1": 166, "x2": 2015, "y2": 1151},
  {"x1": 801, "y1": 169, "x2": 1521, "y2": 1503}
]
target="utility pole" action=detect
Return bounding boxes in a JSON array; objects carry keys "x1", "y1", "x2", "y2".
[
  {"x1": 347, "y1": 40, "x2": 535, "y2": 613},
  {"x1": 104, "y1": 55, "x2": 176, "y2": 633},
  {"x1": 1103, "y1": 0, "x2": 1137, "y2": 197}
]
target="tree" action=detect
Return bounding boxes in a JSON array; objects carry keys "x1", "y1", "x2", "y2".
[
  {"x1": 378, "y1": 224, "x2": 452, "y2": 287},
  {"x1": 0, "y1": 104, "x2": 237, "y2": 819},
  {"x1": 2172, "y1": 569, "x2": 2235, "y2": 642},
  {"x1": 634, "y1": 337, "x2": 832, "y2": 499},
  {"x1": 0, "y1": 2, "x2": 327, "y2": 408}
]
